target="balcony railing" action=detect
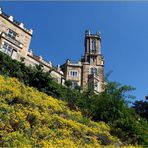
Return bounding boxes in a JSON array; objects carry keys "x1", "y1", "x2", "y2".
[{"x1": 1, "y1": 32, "x2": 23, "y2": 48}]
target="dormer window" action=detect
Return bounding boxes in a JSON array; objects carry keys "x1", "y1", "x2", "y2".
[{"x1": 8, "y1": 29, "x2": 17, "y2": 40}]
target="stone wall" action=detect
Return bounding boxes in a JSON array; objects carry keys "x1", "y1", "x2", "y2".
[
  {"x1": 0, "y1": 9, "x2": 64, "y2": 85},
  {"x1": 0, "y1": 12, "x2": 32, "y2": 55}
]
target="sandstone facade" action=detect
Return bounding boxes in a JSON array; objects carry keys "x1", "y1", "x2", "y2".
[
  {"x1": 0, "y1": 8, "x2": 104, "y2": 93},
  {"x1": 61, "y1": 30, "x2": 104, "y2": 93}
]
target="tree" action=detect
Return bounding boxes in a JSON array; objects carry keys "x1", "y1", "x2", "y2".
[
  {"x1": 74, "y1": 81, "x2": 148, "y2": 145},
  {"x1": 132, "y1": 100, "x2": 148, "y2": 120},
  {"x1": 64, "y1": 80, "x2": 73, "y2": 88}
]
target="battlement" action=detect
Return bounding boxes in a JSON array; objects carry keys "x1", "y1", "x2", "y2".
[
  {"x1": 27, "y1": 50, "x2": 63, "y2": 74},
  {"x1": 0, "y1": 8, "x2": 33, "y2": 35},
  {"x1": 85, "y1": 30, "x2": 101, "y2": 39},
  {"x1": 66, "y1": 59, "x2": 82, "y2": 66}
]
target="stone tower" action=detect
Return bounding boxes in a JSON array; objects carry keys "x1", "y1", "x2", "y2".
[
  {"x1": 61, "y1": 30, "x2": 104, "y2": 93},
  {"x1": 81, "y1": 30, "x2": 104, "y2": 92}
]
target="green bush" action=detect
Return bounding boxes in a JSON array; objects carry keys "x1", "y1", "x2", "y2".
[{"x1": 0, "y1": 51, "x2": 147, "y2": 146}]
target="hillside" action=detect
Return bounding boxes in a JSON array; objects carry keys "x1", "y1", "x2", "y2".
[
  {"x1": 0, "y1": 75, "x2": 119, "y2": 147},
  {"x1": 0, "y1": 52, "x2": 147, "y2": 147}
]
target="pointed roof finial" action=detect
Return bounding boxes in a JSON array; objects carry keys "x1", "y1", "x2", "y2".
[
  {"x1": 0, "y1": 8, "x2": 2, "y2": 14},
  {"x1": 85, "y1": 29, "x2": 90, "y2": 35},
  {"x1": 96, "y1": 31, "x2": 101, "y2": 36}
]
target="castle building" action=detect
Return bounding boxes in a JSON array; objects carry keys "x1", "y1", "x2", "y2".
[
  {"x1": 0, "y1": 8, "x2": 64, "y2": 85},
  {"x1": 0, "y1": 8, "x2": 105, "y2": 93},
  {"x1": 61, "y1": 30, "x2": 104, "y2": 93}
]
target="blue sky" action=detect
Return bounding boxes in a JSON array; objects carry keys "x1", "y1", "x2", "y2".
[{"x1": 0, "y1": 2, "x2": 147, "y2": 101}]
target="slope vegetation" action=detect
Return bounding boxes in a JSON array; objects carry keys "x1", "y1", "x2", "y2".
[{"x1": 0, "y1": 75, "x2": 118, "y2": 147}]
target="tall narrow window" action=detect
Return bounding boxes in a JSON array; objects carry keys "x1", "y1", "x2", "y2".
[
  {"x1": 92, "y1": 39, "x2": 96, "y2": 51},
  {"x1": 8, "y1": 29, "x2": 17, "y2": 40}
]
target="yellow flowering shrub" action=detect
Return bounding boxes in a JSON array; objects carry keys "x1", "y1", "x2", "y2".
[{"x1": 0, "y1": 75, "x2": 121, "y2": 147}]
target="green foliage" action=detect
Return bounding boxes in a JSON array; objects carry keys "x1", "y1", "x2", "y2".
[
  {"x1": 0, "y1": 52, "x2": 83, "y2": 102},
  {"x1": 111, "y1": 112, "x2": 148, "y2": 146},
  {"x1": 0, "y1": 51, "x2": 67, "y2": 99},
  {"x1": 75, "y1": 82, "x2": 148, "y2": 146},
  {"x1": 65, "y1": 80, "x2": 73, "y2": 87},
  {"x1": 0, "y1": 75, "x2": 117, "y2": 147},
  {"x1": 0, "y1": 51, "x2": 147, "y2": 146},
  {"x1": 132, "y1": 100, "x2": 148, "y2": 120}
]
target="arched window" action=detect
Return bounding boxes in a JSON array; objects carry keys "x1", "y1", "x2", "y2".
[{"x1": 90, "y1": 67, "x2": 97, "y2": 75}]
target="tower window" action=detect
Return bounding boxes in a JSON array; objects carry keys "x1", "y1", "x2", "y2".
[
  {"x1": 7, "y1": 29, "x2": 17, "y2": 40},
  {"x1": 92, "y1": 39, "x2": 96, "y2": 51},
  {"x1": 90, "y1": 67, "x2": 97, "y2": 75}
]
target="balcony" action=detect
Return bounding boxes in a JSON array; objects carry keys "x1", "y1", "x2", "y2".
[{"x1": 0, "y1": 32, "x2": 23, "y2": 48}]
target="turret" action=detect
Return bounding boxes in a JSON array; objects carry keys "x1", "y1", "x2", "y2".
[{"x1": 84, "y1": 30, "x2": 101, "y2": 56}]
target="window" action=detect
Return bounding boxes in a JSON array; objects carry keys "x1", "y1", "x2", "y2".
[
  {"x1": 69, "y1": 70, "x2": 78, "y2": 77},
  {"x1": 90, "y1": 67, "x2": 97, "y2": 75},
  {"x1": 8, "y1": 29, "x2": 17, "y2": 40},
  {"x1": 92, "y1": 39, "x2": 96, "y2": 51},
  {"x1": 2, "y1": 42, "x2": 14, "y2": 55}
]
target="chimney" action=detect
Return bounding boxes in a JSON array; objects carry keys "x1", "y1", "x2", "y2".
[
  {"x1": 57, "y1": 64, "x2": 61, "y2": 71},
  {"x1": 85, "y1": 29, "x2": 90, "y2": 35}
]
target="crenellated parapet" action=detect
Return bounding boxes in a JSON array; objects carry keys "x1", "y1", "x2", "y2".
[
  {"x1": 85, "y1": 29, "x2": 101, "y2": 39},
  {"x1": 65, "y1": 59, "x2": 82, "y2": 67},
  {"x1": 0, "y1": 8, "x2": 33, "y2": 35}
]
